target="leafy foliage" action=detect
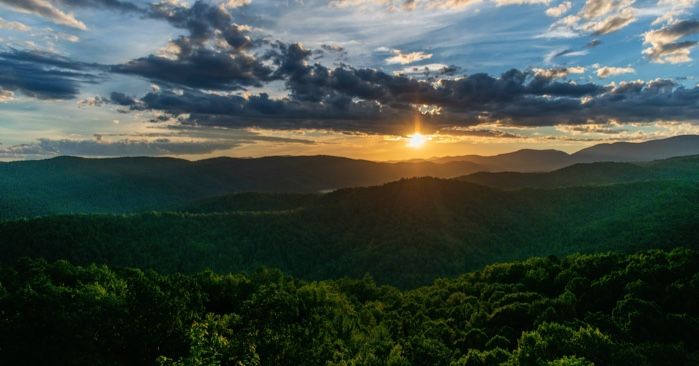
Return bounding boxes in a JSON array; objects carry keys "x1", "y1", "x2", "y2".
[{"x1": 1, "y1": 249, "x2": 698, "y2": 365}]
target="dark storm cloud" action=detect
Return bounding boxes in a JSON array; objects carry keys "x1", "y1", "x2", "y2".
[
  {"x1": 112, "y1": 47, "x2": 275, "y2": 90},
  {"x1": 0, "y1": 49, "x2": 103, "y2": 99},
  {"x1": 109, "y1": 92, "x2": 137, "y2": 106},
  {"x1": 111, "y1": 59, "x2": 699, "y2": 134},
  {"x1": 58, "y1": 0, "x2": 142, "y2": 12},
  {"x1": 112, "y1": 1, "x2": 275, "y2": 90},
  {"x1": 125, "y1": 88, "x2": 410, "y2": 134},
  {"x1": 148, "y1": 0, "x2": 245, "y2": 44}
]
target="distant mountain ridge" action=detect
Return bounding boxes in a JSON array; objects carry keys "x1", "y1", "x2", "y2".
[
  {"x1": 432, "y1": 135, "x2": 699, "y2": 172},
  {"x1": 0, "y1": 155, "x2": 483, "y2": 220},
  {"x1": 457, "y1": 155, "x2": 699, "y2": 189},
  {"x1": 574, "y1": 135, "x2": 699, "y2": 163},
  {"x1": 2, "y1": 135, "x2": 699, "y2": 220}
]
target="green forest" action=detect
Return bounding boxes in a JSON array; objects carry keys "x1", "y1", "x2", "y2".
[
  {"x1": 2, "y1": 249, "x2": 697, "y2": 365},
  {"x1": 2, "y1": 178, "x2": 698, "y2": 287},
  {"x1": 2, "y1": 154, "x2": 699, "y2": 365}
]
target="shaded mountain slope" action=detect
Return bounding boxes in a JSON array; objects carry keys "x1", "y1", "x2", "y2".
[
  {"x1": 0, "y1": 155, "x2": 482, "y2": 220},
  {"x1": 457, "y1": 155, "x2": 699, "y2": 189},
  {"x1": 1, "y1": 178, "x2": 698, "y2": 287}
]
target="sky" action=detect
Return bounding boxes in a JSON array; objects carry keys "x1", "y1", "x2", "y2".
[{"x1": 0, "y1": 0, "x2": 698, "y2": 161}]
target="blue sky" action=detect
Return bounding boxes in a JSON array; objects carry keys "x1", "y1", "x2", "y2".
[{"x1": 1, "y1": 0, "x2": 698, "y2": 160}]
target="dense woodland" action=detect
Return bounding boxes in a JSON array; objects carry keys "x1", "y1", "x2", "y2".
[
  {"x1": 1, "y1": 178, "x2": 698, "y2": 287},
  {"x1": 2, "y1": 151, "x2": 699, "y2": 221},
  {"x1": 458, "y1": 155, "x2": 699, "y2": 190},
  {"x1": 2, "y1": 150, "x2": 699, "y2": 364},
  {"x1": 1, "y1": 249, "x2": 697, "y2": 365}
]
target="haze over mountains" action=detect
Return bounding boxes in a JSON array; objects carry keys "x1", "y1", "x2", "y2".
[
  {"x1": 1, "y1": 137, "x2": 699, "y2": 286},
  {"x1": 2, "y1": 135, "x2": 699, "y2": 220},
  {"x1": 459, "y1": 155, "x2": 699, "y2": 190},
  {"x1": 429, "y1": 135, "x2": 699, "y2": 171}
]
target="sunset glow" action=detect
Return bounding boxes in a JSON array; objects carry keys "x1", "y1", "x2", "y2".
[{"x1": 407, "y1": 133, "x2": 428, "y2": 149}]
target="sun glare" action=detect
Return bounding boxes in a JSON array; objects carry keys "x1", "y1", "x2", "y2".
[{"x1": 407, "y1": 133, "x2": 427, "y2": 149}]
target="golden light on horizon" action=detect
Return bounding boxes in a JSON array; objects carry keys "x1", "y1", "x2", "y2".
[{"x1": 407, "y1": 133, "x2": 428, "y2": 149}]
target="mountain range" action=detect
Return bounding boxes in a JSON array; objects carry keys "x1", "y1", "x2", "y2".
[
  {"x1": 428, "y1": 135, "x2": 699, "y2": 171},
  {"x1": 1, "y1": 135, "x2": 699, "y2": 220}
]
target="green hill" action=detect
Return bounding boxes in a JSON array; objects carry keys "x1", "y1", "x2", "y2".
[
  {"x1": 457, "y1": 155, "x2": 699, "y2": 189},
  {"x1": 0, "y1": 155, "x2": 483, "y2": 220},
  {"x1": 2, "y1": 178, "x2": 698, "y2": 287}
]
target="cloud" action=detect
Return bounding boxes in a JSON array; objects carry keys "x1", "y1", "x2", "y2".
[
  {"x1": 438, "y1": 126, "x2": 523, "y2": 138},
  {"x1": 0, "y1": 49, "x2": 103, "y2": 99},
  {"x1": 57, "y1": 0, "x2": 141, "y2": 12},
  {"x1": 394, "y1": 63, "x2": 458, "y2": 76},
  {"x1": 219, "y1": 0, "x2": 251, "y2": 10},
  {"x1": 0, "y1": 129, "x2": 314, "y2": 158},
  {"x1": 321, "y1": 43, "x2": 346, "y2": 53},
  {"x1": 652, "y1": 0, "x2": 697, "y2": 25},
  {"x1": 584, "y1": 8, "x2": 635, "y2": 35},
  {"x1": 494, "y1": 0, "x2": 550, "y2": 6},
  {"x1": 329, "y1": 0, "x2": 550, "y2": 11},
  {"x1": 0, "y1": 0, "x2": 86, "y2": 29},
  {"x1": 644, "y1": 20, "x2": 699, "y2": 64},
  {"x1": 0, "y1": 89, "x2": 15, "y2": 103},
  {"x1": 544, "y1": 39, "x2": 601, "y2": 63},
  {"x1": 113, "y1": 1, "x2": 278, "y2": 90},
  {"x1": 546, "y1": 0, "x2": 637, "y2": 38},
  {"x1": 0, "y1": 17, "x2": 31, "y2": 31},
  {"x1": 594, "y1": 65, "x2": 634, "y2": 78},
  {"x1": 532, "y1": 66, "x2": 585, "y2": 79},
  {"x1": 385, "y1": 49, "x2": 433, "y2": 65},
  {"x1": 545, "y1": 1, "x2": 571, "y2": 17},
  {"x1": 0, "y1": 138, "x2": 241, "y2": 157},
  {"x1": 0, "y1": 0, "x2": 144, "y2": 31},
  {"x1": 104, "y1": 54, "x2": 697, "y2": 136},
  {"x1": 77, "y1": 96, "x2": 110, "y2": 107}
]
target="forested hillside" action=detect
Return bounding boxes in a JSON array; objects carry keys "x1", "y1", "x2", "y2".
[
  {"x1": 2, "y1": 249, "x2": 697, "y2": 365},
  {"x1": 458, "y1": 155, "x2": 699, "y2": 189},
  {"x1": 0, "y1": 155, "x2": 484, "y2": 220},
  {"x1": 2, "y1": 178, "x2": 698, "y2": 287},
  {"x1": 3, "y1": 139, "x2": 699, "y2": 221}
]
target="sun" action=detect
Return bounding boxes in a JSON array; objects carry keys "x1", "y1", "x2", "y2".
[{"x1": 407, "y1": 133, "x2": 428, "y2": 149}]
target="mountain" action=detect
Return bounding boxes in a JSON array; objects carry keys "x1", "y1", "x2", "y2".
[
  {"x1": 2, "y1": 178, "x2": 698, "y2": 287},
  {"x1": 457, "y1": 155, "x2": 699, "y2": 189},
  {"x1": 573, "y1": 135, "x2": 699, "y2": 163},
  {"x1": 436, "y1": 135, "x2": 699, "y2": 172},
  {"x1": 0, "y1": 155, "x2": 483, "y2": 220},
  {"x1": 3, "y1": 135, "x2": 699, "y2": 220},
  {"x1": 431, "y1": 149, "x2": 572, "y2": 172}
]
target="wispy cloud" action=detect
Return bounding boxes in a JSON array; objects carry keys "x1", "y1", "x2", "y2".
[
  {"x1": 545, "y1": 0, "x2": 637, "y2": 38},
  {"x1": 594, "y1": 65, "x2": 635, "y2": 78},
  {"x1": 384, "y1": 48, "x2": 433, "y2": 64},
  {"x1": 0, "y1": 16, "x2": 31, "y2": 31},
  {"x1": 644, "y1": 20, "x2": 699, "y2": 64},
  {"x1": 0, "y1": 0, "x2": 87, "y2": 29},
  {"x1": 545, "y1": 1, "x2": 571, "y2": 17}
]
